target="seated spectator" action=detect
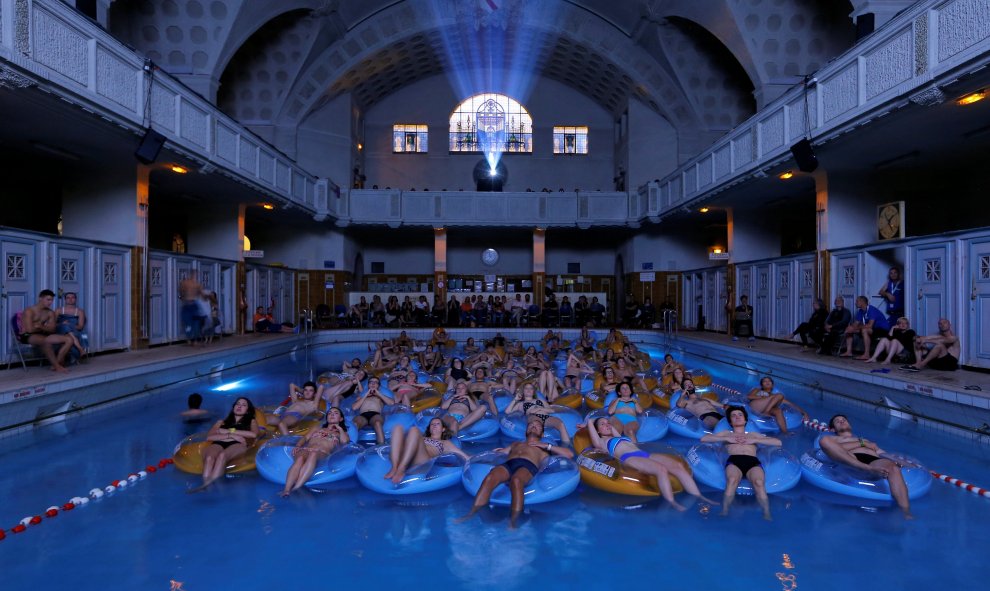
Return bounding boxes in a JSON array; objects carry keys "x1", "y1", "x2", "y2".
[
  {"x1": 841, "y1": 296, "x2": 890, "y2": 360},
  {"x1": 253, "y1": 306, "x2": 293, "y2": 333},
  {"x1": 446, "y1": 295, "x2": 461, "y2": 327},
  {"x1": 622, "y1": 294, "x2": 641, "y2": 327},
  {"x1": 543, "y1": 293, "x2": 559, "y2": 326},
  {"x1": 730, "y1": 295, "x2": 755, "y2": 342},
  {"x1": 20, "y1": 289, "x2": 75, "y2": 372},
  {"x1": 349, "y1": 296, "x2": 369, "y2": 325},
  {"x1": 865, "y1": 317, "x2": 915, "y2": 365},
  {"x1": 792, "y1": 298, "x2": 827, "y2": 349},
  {"x1": 574, "y1": 295, "x2": 590, "y2": 326},
  {"x1": 510, "y1": 294, "x2": 526, "y2": 326},
  {"x1": 902, "y1": 318, "x2": 959, "y2": 372},
  {"x1": 589, "y1": 297, "x2": 606, "y2": 326},
  {"x1": 817, "y1": 297, "x2": 851, "y2": 355},
  {"x1": 414, "y1": 295, "x2": 430, "y2": 325},
  {"x1": 370, "y1": 295, "x2": 386, "y2": 325},
  {"x1": 55, "y1": 291, "x2": 88, "y2": 362},
  {"x1": 641, "y1": 297, "x2": 656, "y2": 326},
  {"x1": 559, "y1": 296, "x2": 573, "y2": 324}
]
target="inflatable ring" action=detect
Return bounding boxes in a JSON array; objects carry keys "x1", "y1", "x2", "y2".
[
  {"x1": 410, "y1": 388, "x2": 443, "y2": 413},
  {"x1": 173, "y1": 433, "x2": 267, "y2": 475},
  {"x1": 554, "y1": 388, "x2": 584, "y2": 409},
  {"x1": 686, "y1": 369, "x2": 712, "y2": 387},
  {"x1": 799, "y1": 437, "x2": 931, "y2": 500},
  {"x1": 686, "y1": 442, "x2": 801, "y2": 494},
  {"x1": 572, "y1": 429, "x2": 687, "y2": 496},
  {"x1": 348, "y1": 404, "x2": 416, "y2": 443},
  {"x1": 498, "y1": 406, "x2": 582, "y2": 443},
  {"x1": 582, "y1": 408, "x2": 669, "y2": 443},
  {"x1": 416, "y1": 407, "x2": 500, "y2": 442},
  {"x1": 461, "y1": 451, "x2": 580, "y2": 505},
  {"x1": 356, "y1": 445, "x2": 466, "y2": 495},
  {"x1": 651, "y1": 388, "x2": 673, "y2": 410},
  {"x1": 585, "y1": 390, "x2": 653, "y2": 411},
  {"x1": 256, "y1": 435, "x2": 363, "y2": 486}
]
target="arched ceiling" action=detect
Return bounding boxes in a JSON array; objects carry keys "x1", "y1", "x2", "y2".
[{"x1": 110, "y1": 0, "x2": 856, "y2": 134}]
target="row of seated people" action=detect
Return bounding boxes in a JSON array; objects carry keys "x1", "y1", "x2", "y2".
[
  {"x1": 11, "y1": 289, "x2": 88, "y2": 372},
  {"x1": 341, "y1": 293, "x2": 610, "y2": 328},
  {"x1": 790, "y1": 295, "x2": 959, "y2": 372}
]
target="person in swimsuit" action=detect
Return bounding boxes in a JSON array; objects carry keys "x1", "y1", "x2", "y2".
[
  {"x1": 351, "y1": 377, "x2": 394, "y2": 444},
  {"x1": 445, "y1": 357, "x2": 470, "y2": 391},
  {"x1": 820, "y1": 414, "x2": 914, "y2": 518},
  {"x1": 278, "y1": 407, "x2": 350, "y2": 497},
  {"x1": 462, "y1": 337, "x2": 480, "y2": 355},
  {"x1": 598, "y1": 366, "x2": 621, "y2": 394},
  {"x1": 607, "y1": 382, "x2": 643, "y2": 442},
  {"x1": 523, "y1": 346, "x2": 547, "y2": 372},
  {"x1": 467, "y1": 367, "x2": 499, "y2": 414},
  {"x1": 54, "y1": 291, "x2": 87, "y2": 362},
  {"x1": 536, "y1": 369, "x2": 565, "y2": 403},
  {"x1": 322, "y1": 370, "x2": 366, "y2": 409},
  {"x1": 904, "y1": 317, "x2": 960, "y2": 372},
  {"x1": 496, "y1": 359, "x2": 524, "y2": 395},
  {"x1": 189, "y1": 397, "x2": 259, "y2": 492},
  {"x1": 19, "y1": 289, "x2": 75, "y2": 372},
  {"x1": 341, "y1": 358, "x2": 363, "y2": 376},
  {"x1": 394, "y1": 330, "x2": 413, "y2": 351},
  {"x1": 664, "y1": 367, "x2": 688, "y2": 394},
  {"x1": 577, "y1": 326, "x2": 598, "y2": 361},
  {"x1": 504, "y1": 382, "x2": 572, "y2": 446},
  {"x1": 458, "y1": 418, "x2": 574, "y2": 528},
  {"x1": 676, "y1": 382, "x2": 725, "y2": 430},
  {"x1": 419, "y1": 344, "x2": 444, "y2": 373},
  {"x1": 562, "y1": 352, "x2": 595, "y2": 390},
  {"x1": 180, "y1": 274, "x2": 203, "y2": 345},
  {"x1": 387, "y1": 355, "x2": 414, "y2": 391},
  {"x1": 181, "y1": 393, "x2": 211, "y2": 423},
  {"x1": 392, "y1": 371, "x2": 432, "y2": 407},
  {"x1": 430, "y1": 326, "x2": 449, "y2": 349},
  {"x1": 383, "y1": 418, "x2": 470, "y2": 485},
  {"x1": 613, "y1": 357, "x2": 649, "y2": 393},
  {"x1": 700, "y1": 406, "x2": 782, "y2": 519},
  {"x1": 506, "y1": 340, "x2": 525, "y2": 358},
  {"x1": 440, "y1": 382, "x2": 491, "y2": 435},
  {"x1": 266, "y1": 381, "x2": 322, "y2": 435},
  {"x1": 583, "y1": 417, "x2": 716, "y2": 510},
  {"x1": 746, "y1": 376, "x2": 809, "y2": 433}
]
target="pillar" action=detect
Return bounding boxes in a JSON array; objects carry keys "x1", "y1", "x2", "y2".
[
  {"x1": 434, "y1": 227, "x2": 447, "y2": 311},
  {"x1": 533, "y1": 228, "x2": 546, "y2": 307}
]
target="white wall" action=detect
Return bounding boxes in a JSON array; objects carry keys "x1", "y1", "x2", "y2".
[
  {"x1": 631, "y1": 231, "x2": 712, "y2": 271},
  {"x1": 361, "y1": 244, "x2": 434, "y2": 275},
  {"x1": 297, "y1": 93, "x2": 354, "y2": 187},
  {"x1": 362, "y1": 73, "x2": 615, "y2": 192}
]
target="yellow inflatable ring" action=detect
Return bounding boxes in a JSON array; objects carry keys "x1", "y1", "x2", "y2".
[{"x1": 572, "y1": 429, "x2": 688, "y2": 496}]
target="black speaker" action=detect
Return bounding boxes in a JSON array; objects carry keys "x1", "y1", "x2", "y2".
[
  {"x1": 856, "y1": 13, "x2": 875, "y2": 40},
  {"x1": 134, "y1": 128, "x2": 166, "y2": 164},
  {"x1": 790, "y1": 138, "x2": 819, "y2": 173}
]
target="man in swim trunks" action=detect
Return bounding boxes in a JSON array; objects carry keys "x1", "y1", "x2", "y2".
[
  {"x1": 701, "y1": 406, "x2": 782, "y2": 520},
  {"x1": 458, "y1": 418, "x2": 574, "y2": 528},
  {"x1": 350, "y1": 376, "x2": 394, "y2": 444},
  {"x1": 903, "y1": 318, "x2": 959, "y2": 372},
  {"x1": 820, "y1": 414, "x2": 913, "y2": 518},
  {"x1": 19, "y1": 289, "x2": 74, "y2": 372},
  {"x1": 676, "y1": 383, "x2": 726, "y2": 430}
]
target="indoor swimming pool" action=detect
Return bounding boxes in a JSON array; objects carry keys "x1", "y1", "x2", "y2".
[{"x1": 1, "y1": 337, "x2": 988, "y2": 590}]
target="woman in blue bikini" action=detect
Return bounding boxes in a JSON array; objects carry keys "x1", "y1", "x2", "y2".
[
  {"x1": 607, "y1": 382, "x2": 643, "y2": 442},
  {"x1": 582, "y1": 416, "x2": 716, "y2": 510}
]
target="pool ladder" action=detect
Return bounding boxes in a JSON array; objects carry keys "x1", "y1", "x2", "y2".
[{"x1": 662, "y1": 309, "x2": 678, "y2": 348}]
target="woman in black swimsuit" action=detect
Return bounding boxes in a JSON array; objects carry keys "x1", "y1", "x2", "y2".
[
  {"x1": 504, "y1": 383, "x2": 572, "y2": 445},
  {"x1": 190, "y1": 397, "x2": 259, "y2": 492},
  {"x1": 445, "y1": 357, "x2": 470, "y2": 391}
]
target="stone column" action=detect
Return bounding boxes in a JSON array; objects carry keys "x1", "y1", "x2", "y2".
[
  {"x1": 434, "y1": 227, "x2": 447, "y2": 317},
  {"x1": 533, "y1": 228, "x2": 546, "y2": 313}
]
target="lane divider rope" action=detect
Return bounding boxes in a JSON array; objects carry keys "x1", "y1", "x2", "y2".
[{"x1": 0, "y1": 457, "x2": 173, "y2": 541}]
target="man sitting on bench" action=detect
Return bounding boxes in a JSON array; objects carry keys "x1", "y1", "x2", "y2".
[{"x1": 19, "y1": 289, "x2": 76, "y2": 372}]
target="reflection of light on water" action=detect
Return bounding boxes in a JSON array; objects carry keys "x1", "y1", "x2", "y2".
[
  {"x1": 384, "y1": 509, "x2": 431, "y2": 551},
  {"x1": 544, "y1": 510, "x2": 592, "y2": 561},
  {"x1": 445, "y1": 507, "x2": 538, "y2": 591},
  {"x1": 214, "y1": 380, "x2": 245, "y2": 392},
  {"x1": 775, "y1": 552, "x2": 798, "y2": 590},
  {"x1": 169, "y1": 581, "x2": 184, "y2": 591}
]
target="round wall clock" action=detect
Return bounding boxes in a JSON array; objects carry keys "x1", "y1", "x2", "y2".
[{"x1": 482, "y1": 248, "x2": 500, "y2": 266}]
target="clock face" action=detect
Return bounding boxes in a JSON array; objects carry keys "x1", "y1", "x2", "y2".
[
  {"x1": 878, "y1": 204, "x2": 901, "y2": 240},
  {"x1": 482, "y1": 248, "x2": 500, "y2": 266}
]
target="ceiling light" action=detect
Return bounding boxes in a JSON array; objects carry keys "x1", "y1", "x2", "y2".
[
  {"x1": 262, "y1": 203, "x2": 275, "y2": 210},
  {"x1": 779, "y1": 171, "x2": 794, "y2": 180},
  {"x1": 170, "y1": 165, "x2": 188, "y2": 174},
  {"x1": 699, "y1": 207, "x2": 709, "y2": 213},
  {"x1": 712, "y1": 247, "x2": 723, "y2": 254},
  {"x1": 957, "y1": 91, "x2": 986, "y2": 106}
]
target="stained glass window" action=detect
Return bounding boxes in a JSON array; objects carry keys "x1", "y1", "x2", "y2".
[
  {"x1": 553, "y1": 126, "x2": 589, "y2": 154},
  {"x1": 449, "y1": 93, "x2": 532, "y2": 153},
  {"x1": 393, "y1": 124, "x2": 428, "y2": 153}
]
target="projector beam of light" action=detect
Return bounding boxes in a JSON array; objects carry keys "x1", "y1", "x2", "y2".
[
  {"x1": 435, "y1": 0, "x2": 559, "y2": 172},
  {"x1": 214, "y1": 379, "x2": 246, "y2": 392}
]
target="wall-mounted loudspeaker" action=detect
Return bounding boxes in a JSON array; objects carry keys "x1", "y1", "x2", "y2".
[
  {"x1": 790, "y1": 138, "x2": 819, "y2": 173},
  {"x1": 134, "y1": 128, "x2": 166, "y2": 164}
]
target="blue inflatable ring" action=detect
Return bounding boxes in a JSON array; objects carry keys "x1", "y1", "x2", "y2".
[
  {"x1": 582, "y1": 408, "x2": 669, "y2": 442},
  {"x1": 461, "y1": 451, "x2": 580, "y2": 506},
  {"x1": 416, "y1": 407, "x2": 500, "y2": 442},
  {"x1": 355, "y1": 444, "x2": 465, "y2": 495},
  {"x1": 799, "y1": 435, "x2": 932, "y2": 500},
  {"x1": 686, "y1": 442, "x2": 801, "y2": 495},
  {"x1": 498, "y1": 405, "x2": 582, "y2": 443},
  {"x1": 256, "y1": 434, "x2": 363, "y2": 487}
]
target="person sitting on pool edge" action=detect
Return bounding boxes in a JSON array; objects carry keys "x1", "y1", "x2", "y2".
[
  {"x1": 902, "y1": 318, "x2": 959, "y2": 372},
  {"x1": 351, "y1": 376, "x2": 394, "y2": 444},
  {"x1": 675, "y1": 380, "x2": 726, "y2": 430},
  {"x1": 582, "y1": 416, "x2": 717, "y2": 510},
  {"x1": 700, "y1": 406, "x2": 782, "y2": 520},
  {"x1": 820, "y1": 414, "x2": 913, "y2": 518},
  {"x1": 458, "y1": 417, "x2": 574, "y2": 528},
  {"x1": 189, "y1": 397, "x2": 259, "y2": 492}
]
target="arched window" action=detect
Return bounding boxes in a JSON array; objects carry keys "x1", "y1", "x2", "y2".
[{"x1": 449, "y1": 93, "x2": 532, "y2": 154}]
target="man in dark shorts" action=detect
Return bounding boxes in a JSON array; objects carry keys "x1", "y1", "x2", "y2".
[
  {"x1": 820, "y1": 415, "x2": 913, "y2": 518},
  {"x1": 458, "y1": 418, "x2": 573, "y2": 528},
  {"x1": 676, "y1": 385, "x2": 725, "y2": 431},
  {"x1": 350, "y1": 376, "x2": 394, "y2": 444},
  {"x1": 700, "y1": 406, "x2": 782, "y2": 520},
  {"x1": 903, "y1": 318, "x2": 959, "y2": 372}
]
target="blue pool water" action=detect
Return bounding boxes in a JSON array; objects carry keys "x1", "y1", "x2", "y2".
[{"x1": 2, "y1": 340, "x2": 989, "y2": 589}]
